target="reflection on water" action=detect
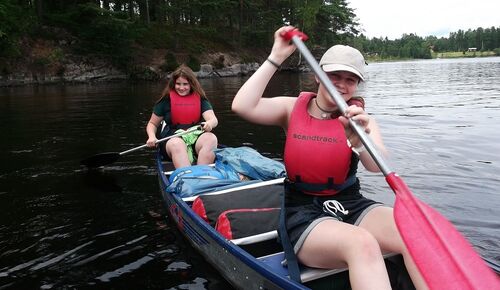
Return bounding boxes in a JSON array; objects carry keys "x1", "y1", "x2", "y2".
[
  {"x1": 82, "y1": 170, "x2": 123, "y2": 193},
  {"x1": 0, "y1": 57, "x2": 499, "y2": 289}
]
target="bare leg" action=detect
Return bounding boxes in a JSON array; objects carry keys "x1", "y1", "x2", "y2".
[
  {"x1": 297, "y1": 219, "x2": 392, "y2": 290},
  {"x1": 194, "y1": 132, "x2": 218, "y2": 165},
  {"x1": 165, "y1": 137, "x2": 190, "y2": 168},
  {"x1": 359, "y1": 207, "x2": 428, "y2": 290}
]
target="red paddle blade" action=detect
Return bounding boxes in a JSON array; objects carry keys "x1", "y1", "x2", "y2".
[{"x1": 388, "y1": 173, "x2": 500, "y2": 289}]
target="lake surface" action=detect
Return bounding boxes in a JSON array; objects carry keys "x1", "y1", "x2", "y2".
[{"x1": 1, "y1": 57, "x2": 499, "y2": 289}]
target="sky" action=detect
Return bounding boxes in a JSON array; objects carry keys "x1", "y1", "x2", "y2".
[{"x1": 347, "y1": 0, "x2": 500, "y2": 40}]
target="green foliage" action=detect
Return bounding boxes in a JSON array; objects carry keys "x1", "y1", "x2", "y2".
[
  {"x1": 187, "y1": 55, "x2": 201, "y2": 71},
  {"x1": 310, "y1": 0, "x2": 359, "y2": 46},
  {"x1": 177, "y1": 27, "x2": 226, "y2": 52},
  {"x1": 82, "y1": 5, "x2": 134, "y2": 58},
  {"x1": 136, "y1": 24, "x2": 176, "y2": 49},
  {"x1": 49, "y1": 48, "x2": 65, "y2": 63},
  {"x1": 161, "y1": 52, "x2": 179, "y2": 72},
  {"x1": 2, "y1": 0, "x2": 499, "y2": 75},
  {"x1": 430, "y1": 27, "x2": 499, "y2": 52},
  {"x1": 44, "y1": 3, "x2": 136, "y2": 68},
  {"x1": 0, "y1": 0, "x2": 33, "y2": 58},
  {"x1": 240, "y1": 27, "x2": 273, "y2": 48},
  {"x1": 349, "y1": 25, "x2": 500, "y2": 61}
]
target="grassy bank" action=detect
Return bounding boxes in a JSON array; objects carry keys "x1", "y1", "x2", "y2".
[
  {"x1": 365, "y1": 50, "x2": 498, "y2": 63},
  {"x1": 432, "y1": 50, "x2": 497, "y2": 58}
]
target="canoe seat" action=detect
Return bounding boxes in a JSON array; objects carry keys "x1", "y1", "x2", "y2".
[
  {"x1": 258, "y1": 251, "x2": 346, "y2": 283},
  {"x1": 258, "y1": 251, "x2": 398, "y2": 283},
  {"x1": 181, "y1": 178, "x2": 284, "y2": 202},
  {"x1": 230, "y1": 230, "x2": 278, "y2": 246}
]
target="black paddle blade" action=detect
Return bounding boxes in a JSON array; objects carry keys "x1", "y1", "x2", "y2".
[{"x1": 80, "y1": 152, "x2": 120, "y2": 168}]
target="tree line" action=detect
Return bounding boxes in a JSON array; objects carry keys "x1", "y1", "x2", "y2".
[
  {"x1": 1, "y1": 0, "x2": 499, "y2": 70},
  {"x1": 351, "y1": 27, "x2": 500, "y2": 60}
]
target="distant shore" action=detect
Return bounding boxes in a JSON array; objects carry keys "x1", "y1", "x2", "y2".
[
  {"x1": 432, "y1": 50, "x2": 497, "y2": 58},
  {"x1": 1, "y1": 51, "x2": 498, "y2": 87},
  {"x1": 365, "y1": 50, "x2": 497, "y2": 62}
]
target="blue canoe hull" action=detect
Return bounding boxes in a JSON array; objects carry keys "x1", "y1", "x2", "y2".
[{"x1": 156, "y1": 156, "x2": 310, "y2": 289}]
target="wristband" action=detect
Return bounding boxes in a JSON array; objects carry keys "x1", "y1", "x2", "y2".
[
  {"x1": 266, "y1": 58, "x2": 281, "y2": 70},
  {"x1": 347, "y1": 139, "x2": 365, "y2": 155},
  {"x1": 353, "y1": 144, "x2": 366, "y2": 155}
]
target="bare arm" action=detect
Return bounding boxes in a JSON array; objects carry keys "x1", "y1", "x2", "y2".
[
  {"x1": 146, "y1": 113, "x2": 163, "y2": 147},
  {"x1": 357, "y1": 118, "x2": 387, "y2": 172},
  {"x1": 232, "y1": 26, "x2": 298, "y2": 127},
  {"x1": 341, "y1": 106, "x2": 388, "y2": 172},
  {"x1": 201, "y1": 110, "x2": 218, "y2": 132}
]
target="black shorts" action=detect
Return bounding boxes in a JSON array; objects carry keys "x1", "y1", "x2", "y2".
[{"x1": 283, "y1": 179, "x2": 388, "y2": 253}]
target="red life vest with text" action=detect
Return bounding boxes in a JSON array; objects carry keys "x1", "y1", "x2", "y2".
[
  {"x1": 170, "y1": 89, "x2": 201, "y2": 126},
  {"x1": 284, "y1": 92, "x2": 359, "y2": 196}
]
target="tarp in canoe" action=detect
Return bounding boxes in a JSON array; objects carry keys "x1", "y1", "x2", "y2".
[{"x1": 166, "y1": 146, "x2": 286, "y2": 198}]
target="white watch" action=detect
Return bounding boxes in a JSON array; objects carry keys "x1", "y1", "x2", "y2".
[{"x1": 352, "y1": 144, "x2": 366, "y2": 155}]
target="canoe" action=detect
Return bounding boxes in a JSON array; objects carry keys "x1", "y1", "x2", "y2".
[
  {"x1": 155, "y1": 146, "x2": 417, "y2": 289},
  {"x1": 155, "y1": 147, "x2": 498, "y2": 289}
]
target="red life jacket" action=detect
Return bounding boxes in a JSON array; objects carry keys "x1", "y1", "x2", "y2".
[
  {"x1": 284, "y1": 92, "x2": 360, "y2": 196},
  {"x1": 170, "y1": 89, "x2": 201, "y2": 126}
]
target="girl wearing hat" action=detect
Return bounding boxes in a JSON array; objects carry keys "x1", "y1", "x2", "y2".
[{"x1": 232, "y1": 26, "x2": 426, "y2": 289}]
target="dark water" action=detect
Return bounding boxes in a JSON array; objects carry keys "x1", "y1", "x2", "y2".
[{"x1": 1, "y1": 57, "x2": 499, "y2": 289}]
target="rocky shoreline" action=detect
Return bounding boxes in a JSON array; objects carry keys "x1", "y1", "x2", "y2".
[
  {"x1": 0, "y1": 61, "x2": 265, "y2": 87},
  {"x1": 0, "y1": 45, "x2": 315, "y2": 87}
]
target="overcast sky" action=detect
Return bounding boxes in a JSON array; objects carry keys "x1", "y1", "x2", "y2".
[{"x1": 347, "y1": 0, "x2": 500, "y2": 40}]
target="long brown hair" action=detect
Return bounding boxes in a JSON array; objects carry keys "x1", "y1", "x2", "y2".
[{"x1": 157, "y1": 64, "x2": 207, "y2": 102}]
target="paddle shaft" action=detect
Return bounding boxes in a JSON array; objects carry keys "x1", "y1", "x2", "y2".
[
  {"x1": 120, "y1": 125, "x2": 202, "y2": 155},
  {"x1": 287, "y1": 34, "x2": 390, "y2": 175}
]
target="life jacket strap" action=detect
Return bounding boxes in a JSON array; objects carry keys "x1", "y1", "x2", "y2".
[
  {"x1": 290, "y1": 174, "x2": 357, "y2": 193},
  {"x1": 278, "y1": 183, "x2": 302, "y2": 282}
]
